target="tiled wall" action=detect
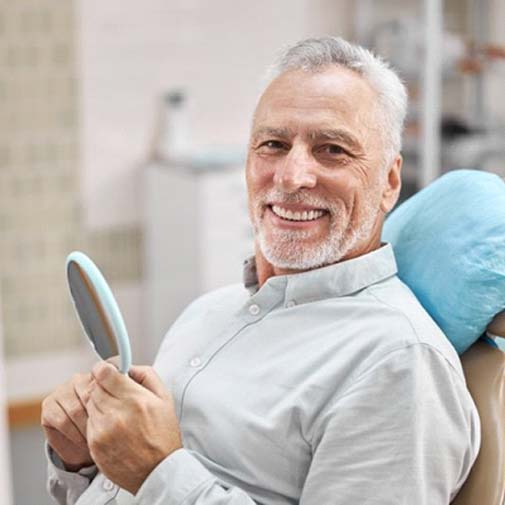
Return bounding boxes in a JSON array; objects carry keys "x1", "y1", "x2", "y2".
[{"x1": 0, "y1": 1, "x2": 141, "y2": 358}]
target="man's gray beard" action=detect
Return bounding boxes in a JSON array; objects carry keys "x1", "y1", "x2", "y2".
[{"x1": 254, "y1": 199, "x2": 379, "y2": 270}]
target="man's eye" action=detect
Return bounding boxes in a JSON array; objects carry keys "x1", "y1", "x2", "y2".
[
  {"x1": 319, "y1": 144, "x2": 346, "y2": 155},
  {"x1": 257, "y1": 140, "x2": 285, "y2": 151}
]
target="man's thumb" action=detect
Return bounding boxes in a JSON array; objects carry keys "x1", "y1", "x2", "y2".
[{"x1": 128, "y1": 366, "x2": 167, "y2": 398}]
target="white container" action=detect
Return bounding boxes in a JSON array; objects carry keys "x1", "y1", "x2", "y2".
[{"x1": 155, "y1": 90, "x2": 192, "y2": 164}]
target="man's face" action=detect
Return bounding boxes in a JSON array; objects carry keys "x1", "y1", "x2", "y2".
[{"x1": 246, "y1": 65, "x2": 400, "y2": 270}]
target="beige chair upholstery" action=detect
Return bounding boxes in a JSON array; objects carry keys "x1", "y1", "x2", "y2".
[{"x1": 451, "y1": 311, "x2": 505, "y2": 505}]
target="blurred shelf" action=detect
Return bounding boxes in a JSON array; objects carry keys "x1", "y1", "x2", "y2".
[{"x1": 8, "y1": 398, "x2": 42, "y2": 430}]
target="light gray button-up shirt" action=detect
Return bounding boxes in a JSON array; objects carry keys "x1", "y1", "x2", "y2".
[{"x1": 47, "y1": 244, "x2": 480, "y2": 505}]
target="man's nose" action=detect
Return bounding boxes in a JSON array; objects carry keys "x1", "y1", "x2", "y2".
[{"x1": 273, "y1": 147, "x2": 317, "y2": 193}]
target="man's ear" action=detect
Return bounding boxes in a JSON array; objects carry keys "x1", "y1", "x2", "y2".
[{"x1": 380, "y1": 154, "x2": 402, "y2": 213}]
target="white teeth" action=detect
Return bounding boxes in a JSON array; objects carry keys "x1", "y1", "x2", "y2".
[{"x1": 271, "y1": 205, "x2": 325, "y2": 221}]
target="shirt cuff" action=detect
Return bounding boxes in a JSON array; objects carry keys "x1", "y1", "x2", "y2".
[
  {"x1": 45, "y1": 442, "x2": 98, "y2": 482},
  {"x1": 135, "y1": 448, "x2": 216, "y2": 505}
]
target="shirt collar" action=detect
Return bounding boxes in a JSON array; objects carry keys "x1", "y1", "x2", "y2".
[{"x1": 243, "y1": 243, "x2": 397, "y2": 304}]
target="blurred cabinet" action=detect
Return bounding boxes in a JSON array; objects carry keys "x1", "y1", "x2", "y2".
[{"x1": 144, "y1": 163, "x2": 252, "y2": 361}]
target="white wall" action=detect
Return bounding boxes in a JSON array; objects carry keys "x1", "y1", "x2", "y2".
[{"x1": 76, "y1": 0, "x2": 353, "y2": 230}]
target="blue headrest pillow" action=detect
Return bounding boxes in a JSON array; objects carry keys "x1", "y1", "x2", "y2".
[{"x1": 382, "y1": 169, "x2": 505, "y2": 354}]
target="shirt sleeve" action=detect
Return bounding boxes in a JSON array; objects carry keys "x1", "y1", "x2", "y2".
[
  {"x1": 135, "y1": 448, "x2": 259, "y2": 504},
  {"x1": 299, "y1": 344, "x2": 481, "y2": 505},
  {"x1": 45, "y1": 442, "x2": 98, "y2": 505}
]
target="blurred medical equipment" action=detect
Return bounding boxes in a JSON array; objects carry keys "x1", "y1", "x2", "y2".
[
  {"x1": 66, "y1": 252, "x2": 132, "y2": 374},
  {"x1": 151, "y1": 89, "x2": 192, "y2": 164},
  {"x1": 142, "y1": 87, "x2": 251, "y2": 361},
  {"x1": 371, "y1": 16, "x2": 468, "y2": 77},
  {"x1": 442, "y1": 121, "x2": 505, "y2": 171},
  {"x1": 143, "y1": 161, "x2": 252, "y2": 362},
  {"x1": 355, "y1": 0, "x2": 505, "y2": 194}
]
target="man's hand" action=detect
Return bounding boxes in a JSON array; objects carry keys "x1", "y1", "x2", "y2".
[
  {"x1": 41, "y1": 373, "x2": 95, "y2": 472},
  {"x1": 86, "y1": 362, "x2": 183, "y2": 496}
]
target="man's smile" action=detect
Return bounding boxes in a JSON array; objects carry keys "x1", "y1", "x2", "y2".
[
  {"x1": 264, "y1": 204, "x2": 329, "y2": 230},
  {"x1": 270, "y1": 204, "x2": 327, "y2": 221}
]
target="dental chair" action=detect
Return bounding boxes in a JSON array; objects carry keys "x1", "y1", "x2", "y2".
[
  {"x1": 451, "y1": 311, "x2": 505, "y2": 505},
  {"x1": 382, "y1": 169, "x2": 505, "y2": 505}
]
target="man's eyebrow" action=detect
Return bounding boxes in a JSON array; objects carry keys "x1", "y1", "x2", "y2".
[
  {"x1": 251, "y1": 127, "x2": 293, "y2": 142},
  {"x1": 310, "y1": 129, "x2": 363, "y2": 151},
  {"x1": 251, "y1": 126, "x2": 363, "y2": 152}
]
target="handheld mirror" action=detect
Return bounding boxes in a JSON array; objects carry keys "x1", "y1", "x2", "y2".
[{"x1": 66, "y1": 251, "x2": 132, "y2": 373}]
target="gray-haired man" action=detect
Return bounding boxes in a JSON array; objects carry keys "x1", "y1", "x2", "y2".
[{"x1": 42, "y1": 36, "x2": 480, "y2": 505}]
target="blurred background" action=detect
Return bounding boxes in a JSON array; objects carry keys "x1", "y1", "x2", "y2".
[{"x1": 0, "y1": 0, "x2": 504, "y2": 503}]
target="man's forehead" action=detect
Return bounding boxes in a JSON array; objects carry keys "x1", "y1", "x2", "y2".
[
  {"x1": 251, "y1": 67, "x2": 379, "y2": 139},
  {"x1": 258, "y1": 66, "x2": 377, "y2": 106}
]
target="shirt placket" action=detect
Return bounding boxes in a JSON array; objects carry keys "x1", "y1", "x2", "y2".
[{"x1": 176, "y1": 280, "x2": 286, "y2": 423}]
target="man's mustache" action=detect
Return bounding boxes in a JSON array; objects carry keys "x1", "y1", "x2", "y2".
[{"x1": 256, "y1": 191, "x2": 333, "y2": 210}]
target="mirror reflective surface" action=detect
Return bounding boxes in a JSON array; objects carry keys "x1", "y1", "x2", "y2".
[{"x1": 66, "y1": 251, "x2": 132, "y2": 373}]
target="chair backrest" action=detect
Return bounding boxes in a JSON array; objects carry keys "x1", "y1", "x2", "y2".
[{"x1": 451, "y1": 311, "x2": 505, "y2": 505}]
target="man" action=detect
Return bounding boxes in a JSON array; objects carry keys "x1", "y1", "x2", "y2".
[{"x1": 42, "y1": 36, "x2": 480, "y2": 505}]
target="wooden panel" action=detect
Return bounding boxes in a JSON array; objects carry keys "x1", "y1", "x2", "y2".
[{"x1": 8, "y1": 398, "x2": 43, "y2": 429}]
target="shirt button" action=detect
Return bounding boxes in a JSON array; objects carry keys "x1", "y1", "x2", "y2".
[
  {"x1": 190, "y1": 356, "x2": 201, "y2": 367},
  {"x1": 286, "y1": 300, "x2": 296, "y2": 308},
  {"x1": 248, "y1": 304, "x2": 260, "y2": 315},
  {"x1": 103, "y1": 478, "x2": 115, "y2": 491}
]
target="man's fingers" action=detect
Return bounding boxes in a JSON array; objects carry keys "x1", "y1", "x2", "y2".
[
  {"x1": 91, "y1": 362, "x2": 127, "y2": 398},
  {"x1": 55, "y1": 397, "x2": 89, "y2": 443},
  {"x1": 86, "y1": 392, "x2": 104, "y2": 419},
  {"x1": 42, "y1": 397, "x2": 87, "y2": 447},
  {"x1": 44, "y1": 425, "x2": 83, "y2": 452},
  {"x1": 75, "y1": 377, "x2": 95, "y2": 407},
  {"x1": 70, "y1": 386, "x2": 90, "y2": 437},
  {"x1": 89, "y1": 382, "x2": 120, "y2": 413},
  {"x1": 128, "y1": 366, "x2": 168, "y2": 398},
  {"x1": 92, "y1": 361, "x2": 151, "y2": 399}
]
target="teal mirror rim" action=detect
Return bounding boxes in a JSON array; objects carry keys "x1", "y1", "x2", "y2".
[{"x1": 66, "y1": 251, "x2": 132, "y2": 374}]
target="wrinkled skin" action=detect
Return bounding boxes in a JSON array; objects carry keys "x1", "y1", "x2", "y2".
[
  {"x1": 85, "y1": 362, "x2": 182, "y2": 496},
  {"x1": 41, "y1": 363, "x2": 182, "y2": 496},
  {"x1": 246, "y1": 66, "x2": 402, "y2": 287},
  {"x1": 41, "y1": 373, "x2": 95, "y2": 471}
]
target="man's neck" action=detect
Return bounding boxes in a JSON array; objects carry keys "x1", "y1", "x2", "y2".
[{"x1": 254, "y1": 251, "x2": 297, "y2": 288}]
